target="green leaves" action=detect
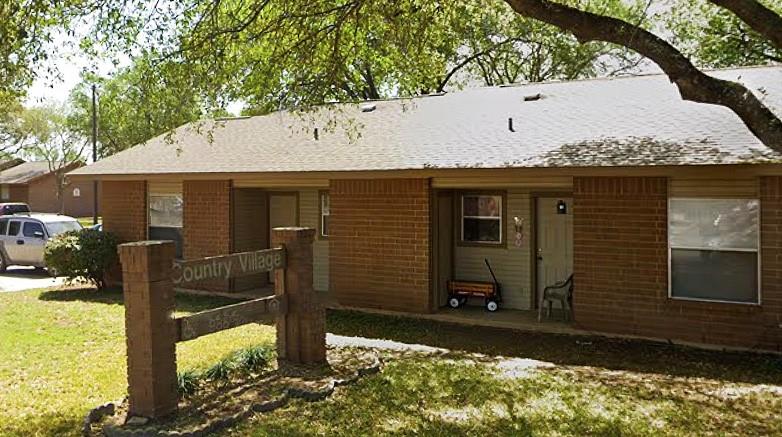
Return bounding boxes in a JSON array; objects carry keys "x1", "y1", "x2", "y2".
[
  {"x1": 44, "y1": 228, "x2": 119, "y2": 289},
  {"x1": 68, "y1": 55, "x2": 204, "y2": 156},
  {"x1": 666, "y1": 0, "x2": 782, "y2": 67}
]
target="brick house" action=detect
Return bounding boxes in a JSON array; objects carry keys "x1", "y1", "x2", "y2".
[
  {"x1": 70, "y1": 66, "x2": 782, "y2": 352},
  {"x1": 0, "y1": 161, "x2": 97, "y2": 216}
]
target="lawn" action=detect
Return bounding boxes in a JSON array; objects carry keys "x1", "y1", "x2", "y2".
[
  {"x1": 225, "y1": 312, "x2": 782, "y2": 436},
  {"x1": 1, "y1": 288, "x2": 780, "y2": 436},
  {"x1": 0, "y1": 287, "x2": 274, "y2": 436},
  {"x1": 76, "y1": 216, "x2": 101, "y2": 228}
]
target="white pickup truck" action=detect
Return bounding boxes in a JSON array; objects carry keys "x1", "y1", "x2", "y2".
[{"x1": 0, "y1": 214, "x2": 82, "y2": 272}]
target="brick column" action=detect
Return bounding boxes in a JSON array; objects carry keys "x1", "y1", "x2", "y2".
[
  {"x1": 183, "y1": 180, "x2": 232, "y2": 291},
  {"x1": 272, "y1": 227, "x2": 326, "y2": 365},
  {"x1": 118, "y1": 241, "x2": 178, "y2": 419}
]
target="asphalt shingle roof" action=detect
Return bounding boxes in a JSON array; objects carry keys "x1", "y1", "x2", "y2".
[
  {"x1": 0, "y1": 162, "x2": 56, "y2": 184},
  {"x1": 70, "y1": 65, "x2": 782, "y2": 177}
]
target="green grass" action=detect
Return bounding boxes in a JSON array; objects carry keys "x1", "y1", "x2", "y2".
[
  {"x1": 222, "y1": 311, "x2": 782, "y2": 436},
  {"x1": 1, "y1": 290, "x2": 780, "y2": 436},
  {"x1": 0, "y1": 287, "x2": 274, "y2": 436},
  {"x1": 76, "y1": 217, "x2": 101, "y2": 227}
]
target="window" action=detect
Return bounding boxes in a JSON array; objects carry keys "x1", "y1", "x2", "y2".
[
  {"x1": 0, "y1": 220, "x2": 7, "y2": 235},
  {"x1": 319, "y1": 191, "x2": 330, "y2": 238},
  {"x1": 149, "y1": 195, "x2": 183, "y2": 258},
  {"x1": 8, "y1": 221, "x2": 20, "y2": 236},
  {"x1": 2, "y1": 204, "x2": 29, "y2": 215},
  {"x1": 668, "y1": 198, "x2": 759, "y2": 304},
  {"x1": 0, "y1": 185, "x2": 8, "y2": 200},
  {"x1": 47, "y1": 220, "x2": 82, "y2": 237},
  {"x1": 460, "y1": 193, "x2": 503, "y2": 245},
  {"x1": 23, "y1": 222, "x2": 44, "y2": 238}
]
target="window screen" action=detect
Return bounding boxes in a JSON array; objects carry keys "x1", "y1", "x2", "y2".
[
  {"x1": 149, "y1": 195, "x2": 183, "y2": 228},
  {"x1": 669, "y1": 199, "x2": 759, "y2": 303},
  {"x1": 461, "y1": 194, "x2": 503, "y2": 244}
]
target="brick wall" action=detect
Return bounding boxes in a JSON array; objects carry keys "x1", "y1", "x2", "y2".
[
  {"x1": 27, "y1": 173, "x2": 61, "y2": 213},
  {"x1": 183, "y1": 180, "x2": 232, "y2": 291},
  {"x1": 102, "y1": 181, "x2": 147, "y2": 242},
  {"x1": 63, "y1": 179, "x2": 98, "y2": 217},
  {"x1": 573, "y1": 176, "x2": 782, "y2": 352},
  {"x1": 330, "y1": 178, "x2": 431, "y2": 313},
  {"x1": 8, "y1": 184, "x2": 28, "y2": 204},
  {"x1": 102, "y1": 181, "x2": 147, "y2": 286}
]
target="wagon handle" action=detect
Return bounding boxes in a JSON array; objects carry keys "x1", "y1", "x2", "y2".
[{"x1": 484, "y1": 258, "x2": 499, "y2": 287}]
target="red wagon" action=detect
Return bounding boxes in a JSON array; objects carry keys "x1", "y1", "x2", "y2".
[{"x1": 447, "y1": 258, "x2": 502, "y2": 312}]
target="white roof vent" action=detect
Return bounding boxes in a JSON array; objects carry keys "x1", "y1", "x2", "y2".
[{"x1": 360, "y1": 103, "x2": 377, "y2": 112}]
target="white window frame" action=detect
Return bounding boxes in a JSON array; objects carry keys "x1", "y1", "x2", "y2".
[
  {"x1": 667, "y1": 197, "x2": 761, "y2": 305},
  {"x1": 319, "y1": 191, "x2": 330, "y2": 238},
  {"x1": 459, "y1": 193, "x2": 503, "y2": 245}
]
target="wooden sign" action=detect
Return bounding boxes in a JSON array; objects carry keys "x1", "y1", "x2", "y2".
[
  {"x1": 176, "y1": 295, "x2": 287, "y2": 342},
  {"x1": 172, "y1": 247, "x2": 285, "y2": 286}
]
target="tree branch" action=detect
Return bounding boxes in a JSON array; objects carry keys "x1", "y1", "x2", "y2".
[
  {"x1": 708, "y1": 0, "x2": 782, "y2": 51},
  {"x1": 503, "y1": 0, "x2": 782, "y2": 149},
  {"x1": 435, "y1": 37, "x2": 529, "y2": 92}
]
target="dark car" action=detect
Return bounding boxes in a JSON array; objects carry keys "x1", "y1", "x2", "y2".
[{"x1": 0, "y1": 203, "x2": 30, "y2": 216}]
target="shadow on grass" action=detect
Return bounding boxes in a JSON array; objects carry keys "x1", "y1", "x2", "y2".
[
  {"x1": 38, "y1": 287, "x2": 124, "y2": 305},
  {"x1": 38, "y1": 287, "x2": 243, "y2": 313},
  {"x1": 326, "y1": 309, "x2": 782, "y2": 385}
]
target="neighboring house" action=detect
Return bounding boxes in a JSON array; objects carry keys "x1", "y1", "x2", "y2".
[
  {"x1": 69, "y1": 66, "x2": 782, "y2": 352},
  {"x1": 0, "y1": 161, "x2": 97, "y2": 217}
]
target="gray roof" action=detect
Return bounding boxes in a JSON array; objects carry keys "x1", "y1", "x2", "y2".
[
  {"x1": 71, "y1": 66, "x2": 782, "y2": 177},
  {"x1": 0, "y1": 162, "x2": 55, "y2": 184}
]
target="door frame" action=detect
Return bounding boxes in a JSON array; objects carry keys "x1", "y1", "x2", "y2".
[
  {"x1": 267, "y1": 191, "x2": 300, "y2": 238},
  {"x1": 531, "y1": 192, "x2": 573, "y2": 310},
  {"x1": 267, "y1": 191, "x2": 300, "y2": 283},
  {"x1": 430, "y1": 189, "x2": 455, "y2": 312}
]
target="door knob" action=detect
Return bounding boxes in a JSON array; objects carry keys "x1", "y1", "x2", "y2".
[{"x1": 536, "y1": 248, "x2": 543, "y2": 261}]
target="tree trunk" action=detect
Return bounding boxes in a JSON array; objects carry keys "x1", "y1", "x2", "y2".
[{"x1": 502, "y1": 0, "x2": 782, "y2": 150}]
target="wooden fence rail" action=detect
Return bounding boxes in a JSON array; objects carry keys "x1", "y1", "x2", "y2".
[{"x1": 176, "y1": 294, "x2": 286, "y2": 342}]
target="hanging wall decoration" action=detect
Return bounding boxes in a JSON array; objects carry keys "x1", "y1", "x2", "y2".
[{"x1": 513, "y1": 216, "x2": 524, "y2": 247}]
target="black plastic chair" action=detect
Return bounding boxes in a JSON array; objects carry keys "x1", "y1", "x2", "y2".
[{"x1": 538, "y1": 274, "x2": 574, "y2": 322}]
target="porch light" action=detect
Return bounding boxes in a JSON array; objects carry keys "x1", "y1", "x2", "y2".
[{"x1": 557, "y1": 200, "x2": 567, "y2": 215}]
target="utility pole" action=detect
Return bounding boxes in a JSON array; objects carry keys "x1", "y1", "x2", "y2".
[{"x1": 92, "y1": 84, "x2": 98, "y2": 226}]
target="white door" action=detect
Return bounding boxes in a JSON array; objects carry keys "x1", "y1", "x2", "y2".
[
  {"x1": 536, "y1": 197, "x2": 573, "y2": 307},
  {"x1": 19, "y1": 221, "x2": 47, "y2": 265},
  {"x1": 268, "y1": 193, "x2": 298, "y2": 282},
  {"x1": 3, "y1": 220, "x2": 24, "y2": 264}
]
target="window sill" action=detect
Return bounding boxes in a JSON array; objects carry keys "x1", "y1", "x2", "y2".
[{"x1": 667, "y1": 296, "x2": 761, "y2": 307}]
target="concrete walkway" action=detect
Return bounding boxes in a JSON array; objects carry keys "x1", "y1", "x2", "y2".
[{"x1": 0, "y1": 266, "x2": 65, "y2": 292}]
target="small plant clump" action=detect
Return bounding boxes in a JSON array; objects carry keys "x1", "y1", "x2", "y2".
[{"x1": 177, "y1": 345, "x2": 275, "y2": 397}]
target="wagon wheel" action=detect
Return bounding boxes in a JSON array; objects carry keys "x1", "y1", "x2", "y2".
[
  {"x1": 448, "y1": 297, "x2": 461, "y2": 308},
  {"x1": 485, "y1": 299, "x2": 499, "y2": 312}
]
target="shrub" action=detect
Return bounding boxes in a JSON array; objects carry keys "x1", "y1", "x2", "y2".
[
  {"x1": 177, "y1": 371, "x2": 200, "y2": 398},
  {"x1": 44, "y1": 229, "x2": 119, "y2": 289},
  {"x1": 236, "y1": 346, "x2": 273, "y2": 373}
]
